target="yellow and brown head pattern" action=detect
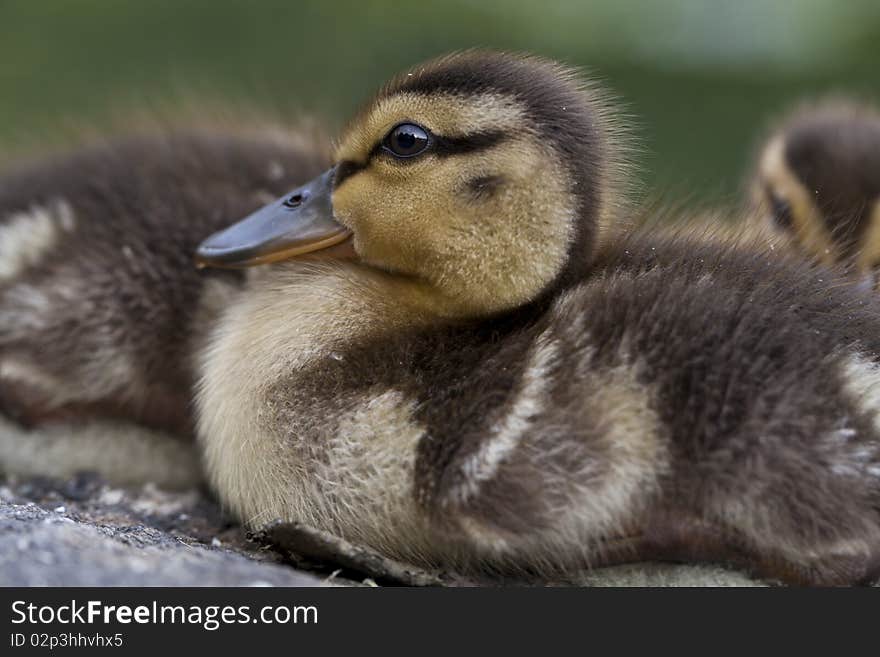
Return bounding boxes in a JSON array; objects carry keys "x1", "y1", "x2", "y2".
[{"x1": 198, "y1": 50, "x2": 626, "y2": 315}]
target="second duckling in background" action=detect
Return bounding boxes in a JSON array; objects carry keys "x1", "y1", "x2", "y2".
[
  {"x1": 751, "y1": 99, "x2": 880, "y2": 287},
  {"x1": 0, "y1": 119, "x2": 330, "y2": 487}
]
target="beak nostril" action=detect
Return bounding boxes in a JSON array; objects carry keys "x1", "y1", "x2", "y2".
[{"x1": 283, "y1": 193, "x2": 305, "y2": 209}]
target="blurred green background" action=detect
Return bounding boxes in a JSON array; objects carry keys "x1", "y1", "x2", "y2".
[{"x1": 1, "y1": 0, "x2": 878, "y2": 205}]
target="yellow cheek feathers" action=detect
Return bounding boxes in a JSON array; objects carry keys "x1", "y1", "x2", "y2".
[{"x1": 195, "y1": 168, "x2": 353, "y2": 269}]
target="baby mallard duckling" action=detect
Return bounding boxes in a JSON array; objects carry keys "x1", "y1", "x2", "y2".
[
  {"x1": 752, "y1": 100, "x2": 880, "y2": 286},
  {"x1": 0, "y1": 126, "x2": 329, "y2": 486},
  {"x1": 197, "y1": 51, "x2": 880, "y2": 585}
]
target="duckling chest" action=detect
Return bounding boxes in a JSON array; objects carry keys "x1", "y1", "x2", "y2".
[
  {"x1": 196, "y1": 270, "x2": 545, "y2": 535},
  {"x1": 266, "y1": 317, "x2": 537, "y2": 464}
]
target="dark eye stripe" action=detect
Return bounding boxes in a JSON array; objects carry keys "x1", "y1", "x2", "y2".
[
  {"x1": 767, "y1": 189, "x2": 794, "y2": 230},
  {"x1": 334, "y1": 128, "x2": 509, "y2": 191},
  {"x1": 433, "y1": 130, "x2": 506, "y2": 157}
]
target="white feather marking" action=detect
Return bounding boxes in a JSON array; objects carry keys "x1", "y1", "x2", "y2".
[
  {"x1": 0, "y1": 201, "x2": 74, "y2": 281},
  {"x1": 455, "y1": 335, "x2": 557, "y2": 504},
  {"x1": 840, "y1": 353, "x2": 880, "y2": 433},
  {"x1": 0, "y1": 359, "x2": 62, "y2": 393},
  {"x1": 828, "y1": 427, "x2": 857, "y2": 444},
  {"x1": 835, "y1": 353, "x2": 880, "y2": 477}
]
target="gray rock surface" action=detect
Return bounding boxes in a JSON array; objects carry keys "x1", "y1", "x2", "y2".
[
  {"x1": 0, "y1": 473, "x2": 774, "y2": 587},
  {"x1": 0, "y1": 475, "x2": 324, "y2": 586}
]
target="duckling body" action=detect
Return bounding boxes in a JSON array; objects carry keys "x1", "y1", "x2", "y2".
[
  {"x1": 753, "y1": 100, "x2": 880, "y2": 284},
  {"x1": 0, "y1": 128, "x2": 329, "y2": 437},
  {"x1": 196, "y1": 52, "x2": 880, "y2": 584},
  {"x1": 0, "y1": 127, "x2": 330, "y2": 487},
  {"x1": 199, "y1": 231, "x2": 880, "y2": 584}
]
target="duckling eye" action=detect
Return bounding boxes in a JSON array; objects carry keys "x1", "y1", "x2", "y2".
[
  {"x1": 383, "y1": 123, "x2": 430, "y2": 158},
  {"x1": 768, "y1": 192, "x2": 794, "y2": 230}
]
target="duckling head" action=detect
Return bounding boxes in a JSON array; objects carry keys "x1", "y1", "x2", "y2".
[
  {"x1": 197, "y1": 50, "x2": 626, "y2": 316},
  {"x1": 752, "y1": 100, "x2": 880, "y2": 285}
]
